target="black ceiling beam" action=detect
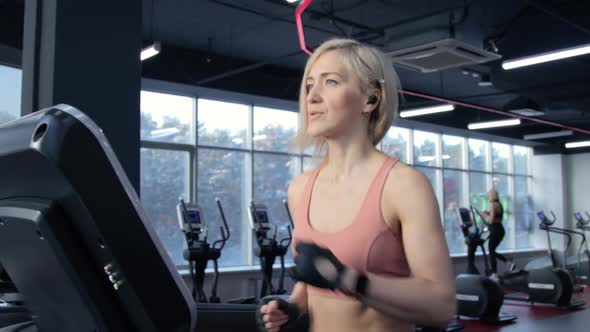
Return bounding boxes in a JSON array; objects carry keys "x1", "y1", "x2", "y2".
[
  {"x1": 451, "y1": 78, "x2": 590, "y2": 101},
  {"x1": 208, "y1": 0, "x2": 336, "y2": 35},
  {"x1": 525, "y1": 0, "x2": 590, "y2": 37},
  {"x1": 142, "y1": 45, "x2": 302, "y2": 100},
  {"x1": 197, "y1": 49, "x2": 302, "y2": 85},
  {"x1": 193, "y1": 1, "x2": 389, "y2": 87},
  {"x1": 191, "y1": 1, "x2": 480, "y2": 86},
  {"x1": 261, "y1": 0, "x2": 382, "y2": 36},
  {"x1": 193, "y1": 29, "x2": 383, "y2": 87},
  {"x1": 374, "y1": 1, "x2": 473, "y2": 32}
]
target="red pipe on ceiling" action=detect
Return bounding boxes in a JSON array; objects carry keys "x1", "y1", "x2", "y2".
[
  {"x1": 295, "y1": 0, "x2": 313, "y2": 56},
  {"x1": 400, "y1": 89, "x2": 590, "y2": 135},
  {"x1": 294, "y1": 0, "x2": 590, "y2": 136}
]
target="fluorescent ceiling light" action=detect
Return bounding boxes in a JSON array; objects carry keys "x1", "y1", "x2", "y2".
[
  {"x1": 399, "y1": 104, "x2": 454, "y2": 118},
  {"x1": 524, "y1": 130, "x2": 573, "y2": 140},
  {"x1": 141, "y1": 42, "x2": 161, "y2": 61},
  {"x1": 502, "y1": 43, "x2": 590, "y2": 70},
  {"x1": 468, "y1": 119, "x2": 521, "y2": 130},
  {"x1": 565, "y1": 141, "x2": 590, "y2": 149}
]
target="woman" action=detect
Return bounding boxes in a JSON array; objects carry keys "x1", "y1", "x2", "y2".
[
  {"x1": 483, "y1": 189, "x2": 513, "y2": 278},
  {"x1": 259, "y1": 39, "x2": 455, "y2": 332}
]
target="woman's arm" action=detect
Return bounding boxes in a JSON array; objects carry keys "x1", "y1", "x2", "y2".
[
  {"x1": 341, "y1": 167, "x2": 456, "y2": 327},
  {"x1": 488, "y1": 202, "x2": 497, "y2": 223},
  {"x1": 286, "y1": 174, "x2": 309, "y2": 313},
  {"x1": 288, "y1": 282, "x2": 308, "y2": 313}
]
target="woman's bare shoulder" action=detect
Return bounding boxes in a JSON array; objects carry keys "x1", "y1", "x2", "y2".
[
  {"x1": 384, "y1": 161, "x2": 428, "y2": 193},
  {"x1": 382, "y1": 161, "x2": 437, "y2": 217}
]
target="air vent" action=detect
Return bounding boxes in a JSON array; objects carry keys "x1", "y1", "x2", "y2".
[{"x1": 386, "y1": 38, "x2": 502, "y2": 73}]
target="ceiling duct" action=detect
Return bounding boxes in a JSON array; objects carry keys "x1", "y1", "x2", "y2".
[
  {"x1": 505, "y1": 97, "x2": 545, "y2": 117},
  {"x1": 383, "y1": 11, "x2": 501, "y2": 73}
]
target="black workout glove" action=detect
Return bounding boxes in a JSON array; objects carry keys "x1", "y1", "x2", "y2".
[
  {"x1": 256, "y1": 295, "x2": 301, "y2": 332},
  {"x1": 291, "y1": 241, "x2": 346, "y2": 291}
]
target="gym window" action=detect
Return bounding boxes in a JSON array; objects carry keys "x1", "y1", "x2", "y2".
[
  {"x1": 140, "y1": 91, "x2": 305, "y2": 267},
  {"x1": 0, "y1": 65, "x2": 21, "y2": 125},
  {"x1": 139, "y1": 89, "x2": 534, "y2": 268}
]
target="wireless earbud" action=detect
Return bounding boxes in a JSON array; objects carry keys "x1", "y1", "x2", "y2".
[{"x1": 367, "y1": 95, "x2": 379, "y2": 105}]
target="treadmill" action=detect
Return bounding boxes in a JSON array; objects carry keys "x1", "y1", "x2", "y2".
[{"x1": 0, "y1": 104, "x2": 259, "y2": 331}]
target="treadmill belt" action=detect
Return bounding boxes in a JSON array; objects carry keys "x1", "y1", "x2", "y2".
[
  {"x1": 196, "y1": 303, "x2": 258, "y2": 331},
  {"x1": 195, "y1": 303, "x2": 309, "y2": 332}
]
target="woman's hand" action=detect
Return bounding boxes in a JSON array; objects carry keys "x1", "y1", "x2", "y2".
[
  {"x1": 257, "y1": 297, "x2": 301, "y2": 332},
  {"x1": 259, "y1": 300, "x2": 289, "y2": 332},
  {"x1": 291, "y1": 241, "x2": 347, "y2": 290}
]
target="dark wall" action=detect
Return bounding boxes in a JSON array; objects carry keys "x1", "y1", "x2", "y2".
[
  {"x1": 142, "y1": 45, "x2": 303, "y2": 102},
  {"x1": 20, "y1": 0, "x2": 142, "y2": 192}
]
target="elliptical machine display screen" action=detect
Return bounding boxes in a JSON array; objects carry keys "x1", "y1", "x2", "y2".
[
  {"x1": 253, "y1": 209, "x2": 272, "y2": 231},
  {"x1": 537, "y1": 212, "x2": 546, "y2": 220},
  {"x1": 575, "y1": 212, "x2": 582, "y2": 221},
  {"x1": 256, "y1": 211, "x2": 269, "y2": 224},
  {"x1": 188, "y1": 210, "x2": 201, "y2": 224}
]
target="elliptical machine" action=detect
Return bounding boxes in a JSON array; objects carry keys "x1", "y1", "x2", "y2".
[
  {"x1": 248, "y1": 201, "x2": 293, "y2": 298},
  {"x1": 494, "y1": 210, "x2": 584, "y2": 309},
  {"x1": 454, "y1": 207, "x2": 517, "y2": 324},
  {"x1": 573, "y1": 211, "x2": 590, "y2": 283},
  {"x1": 177, "y1": 198, "x2": 230, "y2": 303},
  {"x1": 459, "y1": 207, "x2": 491, "y2": 276},
  {"x1": 527, "y1": 211, "x2": 590, "y2": 287},
  {"x1": 575, "y1": 212, "x2": 590, "y2": 231},
  {"x1": 456, "y1": 204, "x2": 585, "y2": 313}
]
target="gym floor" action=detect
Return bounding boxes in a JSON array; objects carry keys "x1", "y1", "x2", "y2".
[{"x1": 459, "y1": 286, "x2": 590, "y2": 331}]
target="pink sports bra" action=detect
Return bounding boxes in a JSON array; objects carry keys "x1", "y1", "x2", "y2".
[{"x1": 291, "y1": 157, "x2": 411, "y2": 298}]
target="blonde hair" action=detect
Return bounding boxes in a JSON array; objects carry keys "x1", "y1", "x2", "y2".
[
  {"x1": 292, "y1": 38, "x2": 400, "y2": 156},
  {"x1": 488, "y1": 189, "x2": 499, "y2": 202}
]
